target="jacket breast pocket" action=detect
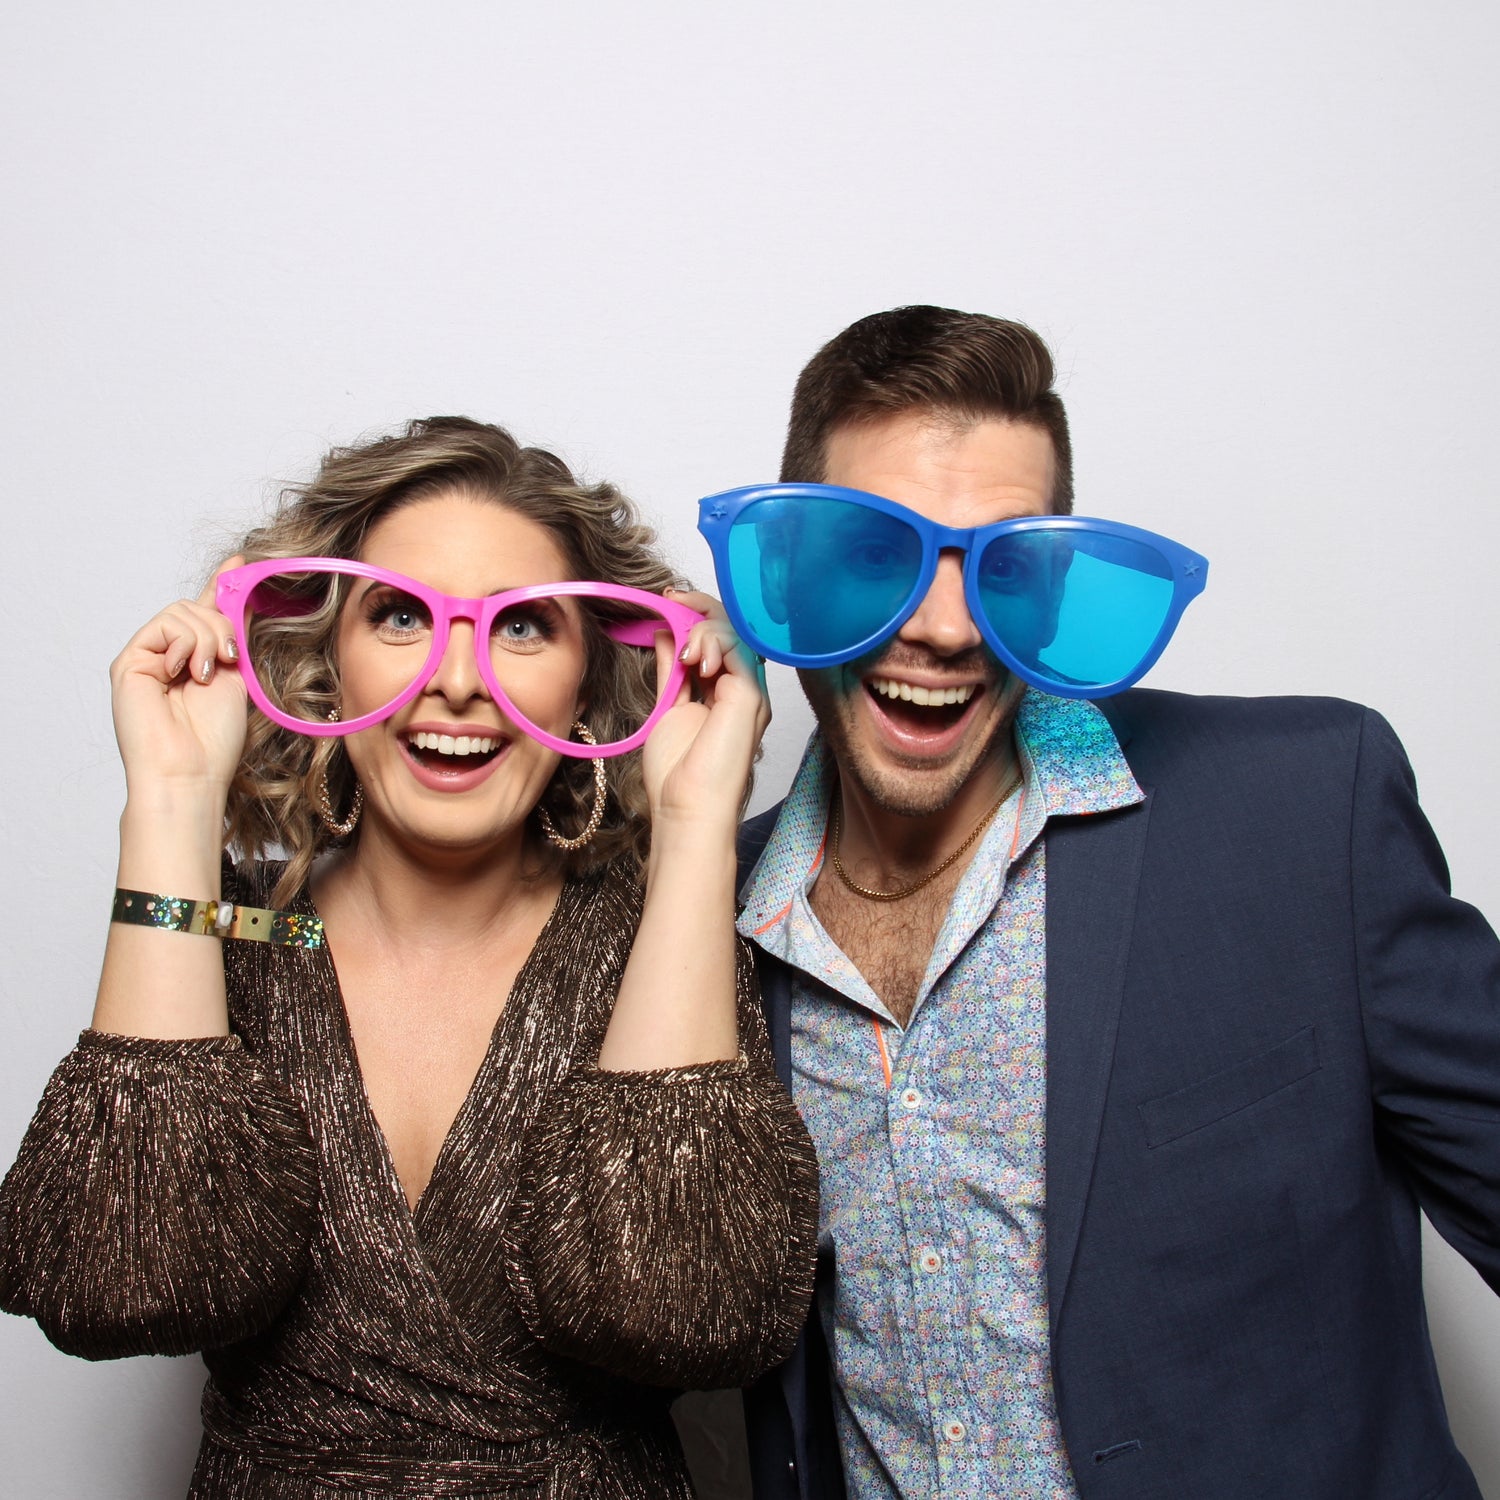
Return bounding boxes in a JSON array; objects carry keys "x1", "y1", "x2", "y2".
[{"x1": 1139, "y1": 1026, "x2": 1321, "y2": 1149}]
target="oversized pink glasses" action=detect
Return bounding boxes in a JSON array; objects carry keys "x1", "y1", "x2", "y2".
[{"x1": 215, "y1": 558, "x2": 704, "y2": 757}]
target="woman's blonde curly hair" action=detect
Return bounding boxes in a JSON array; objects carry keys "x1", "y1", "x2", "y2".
[{"x1": 223, "y1": 417, "x2": 686, "y2": 906}]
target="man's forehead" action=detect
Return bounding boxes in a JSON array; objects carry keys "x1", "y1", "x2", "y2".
[{"x1": 822, "y1": 409, "x2": 1057, "y2": 524}]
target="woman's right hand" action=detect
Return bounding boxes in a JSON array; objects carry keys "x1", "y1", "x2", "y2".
[{"x1": 110, "y1": 560, "x2": 248, "y2": 798}]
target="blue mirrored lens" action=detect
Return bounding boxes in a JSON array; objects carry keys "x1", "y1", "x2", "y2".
[
  {"x1": 727, "y1": 495, "x2": 923, "y2": 658},
  {"x1": 977, "y1": 530, "x2": 1175, "y2": 689}
]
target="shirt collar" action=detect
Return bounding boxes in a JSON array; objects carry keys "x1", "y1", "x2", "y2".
[{"x1": 737, "y1": 691, "x2": 1142, "y2": 941}]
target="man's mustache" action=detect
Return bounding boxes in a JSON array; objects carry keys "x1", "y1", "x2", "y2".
[{"x1": 861, "y1": 645, "x2": 999, "y2": 684}]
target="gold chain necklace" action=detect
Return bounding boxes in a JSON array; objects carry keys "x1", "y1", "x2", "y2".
[{"x1": 828, "y1": 768, "x2": 1022, "y2": 903}]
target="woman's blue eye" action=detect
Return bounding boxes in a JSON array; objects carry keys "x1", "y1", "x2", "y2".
[
  {"x1": 493, "y1": 607, "x2": 557, "y2": 646},
  {"x1": 362, "y1": 590, "x2": 430, "y2": 637}
]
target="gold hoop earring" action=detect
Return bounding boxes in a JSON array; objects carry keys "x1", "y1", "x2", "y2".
[
  {"x1": 316, "y1": 707, "x2": 363, "y2": 838},
  {"x1": 537, "y1": 722, "x2": 607, "y2": 852}
]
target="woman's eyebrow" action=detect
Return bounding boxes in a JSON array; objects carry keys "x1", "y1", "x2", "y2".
[
  {"x1": 483, "y1": 584, "x2": 574, "y2": 600},
  {"x1": 357, "y1": 576, "x2": 420, "y2": 594}
]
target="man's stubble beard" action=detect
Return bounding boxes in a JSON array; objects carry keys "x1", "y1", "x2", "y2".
[{"x1": 797, "y1": 666, "x2": 1023, "y2": 820}]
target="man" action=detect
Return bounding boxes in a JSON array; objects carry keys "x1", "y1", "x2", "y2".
[{"x1": 726, "y1": 306, "x2": 1500, "y2": 1498}]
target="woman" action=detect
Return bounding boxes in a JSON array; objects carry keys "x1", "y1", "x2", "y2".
[{"x1": 0, "y1": 417, "x2": 817, "y2": 1496}]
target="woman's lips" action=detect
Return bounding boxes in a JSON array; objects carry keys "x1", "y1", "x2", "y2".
[{"x1": 399, "y1": 732, "x2": 509, "y2": 793}]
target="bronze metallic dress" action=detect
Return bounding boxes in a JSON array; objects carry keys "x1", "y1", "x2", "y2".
[{"x1": 0, "y1": 861, "x2": 819, "y2": 1497}]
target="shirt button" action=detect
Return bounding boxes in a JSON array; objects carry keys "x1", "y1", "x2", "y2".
[
  {"x1": 917, "y1": 1247, "x2": 943, "y2": 1274},
  {"x1": 943, "y1": 1419, "x2": 966, "y2": 1442},
  {"x1": 899, "y1": 1086, "x2": 923, "y2": 1109}
]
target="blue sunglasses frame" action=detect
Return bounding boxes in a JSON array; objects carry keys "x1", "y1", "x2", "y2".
[{"x1": 697, "y1": 483, "x2": 1209, "y2": 698}]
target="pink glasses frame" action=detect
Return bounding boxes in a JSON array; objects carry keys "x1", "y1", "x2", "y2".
[{"x1": 215, "y1": 558, "x2": 704, "y2": 757}]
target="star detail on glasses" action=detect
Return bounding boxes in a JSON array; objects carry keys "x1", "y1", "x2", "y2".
[
  {"x1": 1184, "y1": 562, "x2": 1201, "y2": 575},
  {"x1": 707, "y1": 503, "x2": 729, "y2": 520}
]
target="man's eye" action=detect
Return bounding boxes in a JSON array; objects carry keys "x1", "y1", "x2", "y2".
[
  {"x1": 982, "y1": 554, "x2": 1033, "y2": 587},
  {"x1": 848, "y1": 543, "x2": 902, "y2": 573}
]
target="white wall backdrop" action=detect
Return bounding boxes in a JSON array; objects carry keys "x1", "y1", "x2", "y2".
[{"x1": 2, "y1": 2, "x2": 1498, "y2": 1493}]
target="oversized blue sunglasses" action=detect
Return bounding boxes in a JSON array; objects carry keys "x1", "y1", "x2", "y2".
[{"x1": 697, "y1": 483, "x2": 1209, "y2": 699}]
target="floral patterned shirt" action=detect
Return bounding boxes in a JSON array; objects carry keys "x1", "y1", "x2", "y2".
[{"x1": 738, "y1": 692, "x2": 1142, "y2": 1499}]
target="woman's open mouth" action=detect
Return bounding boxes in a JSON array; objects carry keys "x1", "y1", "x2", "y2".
[
  {"x1": 400, "y1": 729, "x2": 508, "y2": 790},
  {"x1": 407, "y1": 730, "x2": 503, "y2": 770}
]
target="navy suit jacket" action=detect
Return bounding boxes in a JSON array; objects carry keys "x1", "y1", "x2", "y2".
[{"x1": 740, "y1": 691, "x2": 1500, "y2": 1500}]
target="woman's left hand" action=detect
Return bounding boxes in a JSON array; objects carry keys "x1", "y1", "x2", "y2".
[
  {"x1": 640, "y1": 589, "x2": 770, "y2": 835},
  {"x1": 603, "y1": 596, "x2": 766, "y2": 1068}
]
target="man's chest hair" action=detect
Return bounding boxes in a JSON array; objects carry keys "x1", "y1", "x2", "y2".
[{"x1": 808, "y1": 869, "x2": 962, "y2": 1030}]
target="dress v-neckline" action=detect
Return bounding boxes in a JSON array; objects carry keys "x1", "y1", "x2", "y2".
[{"x1": 302, "y1": 877, "x2": 575, "y2": 1233}]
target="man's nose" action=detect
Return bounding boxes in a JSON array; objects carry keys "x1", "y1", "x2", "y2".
[
  {"x1": 428, "y1": 618, "x2": 489, "y2": 705},
  {"x1": 895, "y1": 550, "x2": 981, "y2": 656}
]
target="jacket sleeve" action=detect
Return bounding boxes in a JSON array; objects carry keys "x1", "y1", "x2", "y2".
[
  {"x1": 1353, "y1": 706, "x2": 1500, "y2": 1293},
  {"x1": 0, "y1": 1028, "x2": 319, "y2": 1360},
  {"x1": 508, "y1": 937, "x2": 819, "y2": 1388}
]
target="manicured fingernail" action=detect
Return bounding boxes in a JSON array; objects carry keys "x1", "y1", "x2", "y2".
[
  {"x1": 200, "y1": 657, "x2": 214, "y2": 683},
  {"x1": 679, "y1": 645, "x2": 692, "y2": 662},
  {"x1": 224, "y1": 635, "x2": 239, "y2": 661},
  {"x1": 167, "y1": 657, "x2": 187, "y2": 679}
]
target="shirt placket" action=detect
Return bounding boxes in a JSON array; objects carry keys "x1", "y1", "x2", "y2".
[{"x1": 885, "y1": 1014, "x2": 993, "y2": 1493}]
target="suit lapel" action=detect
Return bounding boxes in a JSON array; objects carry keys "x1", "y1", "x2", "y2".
[
  {"x1": 762, "y1": 958, "x2": 794, "y2": 1093},
  {"x1": 1044, "y1": 790, "x2": 1151, "y2": 1335}
]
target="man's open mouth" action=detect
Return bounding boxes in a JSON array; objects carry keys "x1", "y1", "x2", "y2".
[{"x1": 864, "y1": 676, "x2": 979, "y2": 732}]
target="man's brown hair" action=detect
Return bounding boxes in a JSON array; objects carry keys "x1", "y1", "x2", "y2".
[{"x1": 780, "y1": 305, "x2": 1073, "y2": 513}]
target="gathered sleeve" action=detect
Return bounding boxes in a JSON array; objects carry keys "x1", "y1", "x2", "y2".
[
  {"x1": 0, "y1": 1028, "x2": 318, "y2": 1360},
  {"x1": 508, "y1": 940, "x2": 819, "y2": 1389}
]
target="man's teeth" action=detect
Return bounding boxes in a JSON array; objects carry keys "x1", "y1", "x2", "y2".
[
  {"x1": 868, "y1": 678, "x2": 976, "y2": 707},
  {"x1": 411, "y1": 732, "x2": 499, "y2": 756}
]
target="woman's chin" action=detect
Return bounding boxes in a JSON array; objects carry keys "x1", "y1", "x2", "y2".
[{"x1": 357, "y1": 789, "x2": 551, "y2": 867}]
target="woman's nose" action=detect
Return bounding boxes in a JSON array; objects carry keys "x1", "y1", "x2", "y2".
[{"x1": 427, "y1": 619, "x2": 489, "y2": 705}]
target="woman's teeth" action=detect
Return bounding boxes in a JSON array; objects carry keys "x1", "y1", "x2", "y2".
[
  {"x1": 410, "y1": 731, "x2": 499, "y2": 757},
  {"x1": 868, "y1": 678, "x2": 976, "y2": 707}
]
